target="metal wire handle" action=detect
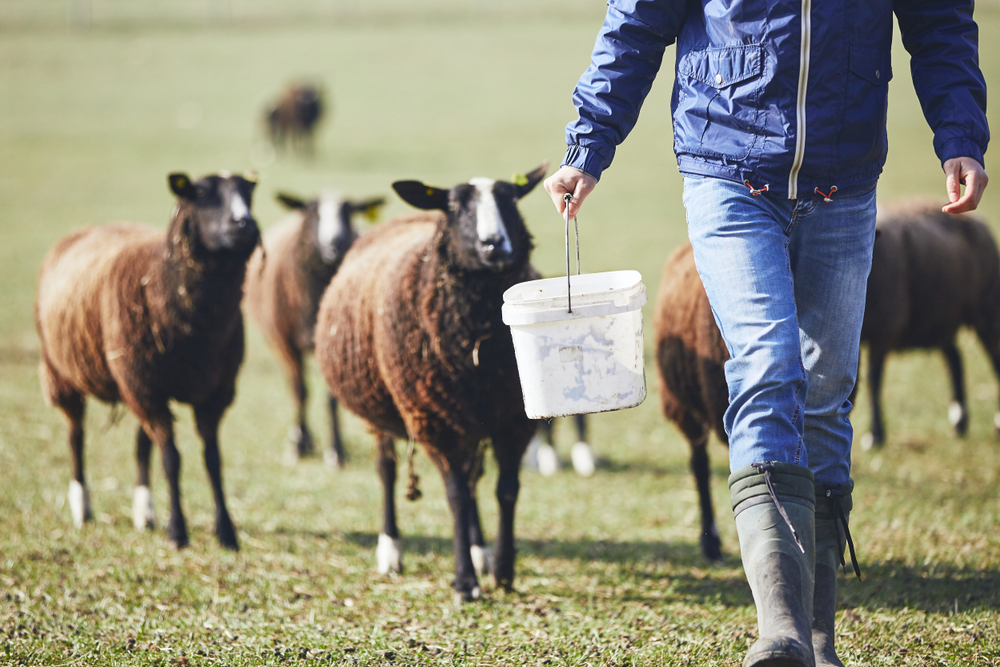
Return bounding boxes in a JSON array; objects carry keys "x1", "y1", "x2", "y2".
[{"x1": 563, "y1": 193, "x2": 581, "y2": 313}]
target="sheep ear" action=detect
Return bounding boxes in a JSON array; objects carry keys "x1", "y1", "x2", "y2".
[
  {"x1": 276, "y1": 193, "x2": 307, "y2": 210},
  {"x1": 514, "y1": 161, "x2": 549, "y2": 199},
  {"x1": 349, "y1": 197, "x2": 386, "y2": 222},
  {"x1": 168, "y1": 173, "x2": 195, "y2": 200},
  {"x1": 393, "y1": 181, "x2": 450, "y2": 211}
]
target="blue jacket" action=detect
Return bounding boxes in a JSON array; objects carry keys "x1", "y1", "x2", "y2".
[{"x1": 563, "y1": 0, "x2": 989, "y2": 199}]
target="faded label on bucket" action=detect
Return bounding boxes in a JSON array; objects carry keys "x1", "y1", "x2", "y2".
[{"x1": 558, "y1": 346, "x2": 583, "y2": 363}]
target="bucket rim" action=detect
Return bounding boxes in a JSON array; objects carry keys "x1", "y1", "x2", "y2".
[{"x1": 503, "y1": 269, "x2": 643, "y2": 306}]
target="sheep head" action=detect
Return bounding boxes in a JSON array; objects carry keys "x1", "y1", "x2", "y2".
[
  {"x1": 392, "y1": 162, "x2": 546, "y2": 273},
  {"x1": 276, "y1": 191, "x2": 384, "y2": 265},
  {"x1": 168, "y1": 172, "x2": 260, "y2": 259}
]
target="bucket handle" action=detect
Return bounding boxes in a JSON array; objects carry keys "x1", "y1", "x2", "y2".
[{"x1": 563, "y1": 193, "x2": 581, "y2": 313}]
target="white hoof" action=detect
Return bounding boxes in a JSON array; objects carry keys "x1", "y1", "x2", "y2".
[
  {"x1": 376, "y1": 533, "x2": 403, "y2": 574},
  {"x1": 522, "y1": 435, "x2": 542, "y2": 470},
  {"x1": 949, "y1": 401, "x2": 965, "y2": 428},
  {"x1": 860, "y1": 432, "x2": 875, "y2": 452},
  {"x1": 453, "y1": 586, "x2": 482, "y2": 605},
  {"x1": 323, "y1": 447, "x2": 342, "y2": 471},
  {"x1": 282, "y1": 427, "x2": 302, "y2": 467},
  {"x1": 470, "y1": 544, "x2": 492, "y2": 577},
  {"x1": 536, "y1": 442, "x2": 559, "y2": 477},
  {"x1": 570, "y1": 441, "x2": 596, "y2": 477},
  {"x1": 132, "y1": 485, "x2": 155, "y2": 530},
  {"x1": 68, "y1": 480, "x2": 90, "y2": 528}
]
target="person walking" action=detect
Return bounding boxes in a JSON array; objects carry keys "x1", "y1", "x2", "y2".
[{"x1": 543, "y1": 1, "x2": 988, "y2": 666}]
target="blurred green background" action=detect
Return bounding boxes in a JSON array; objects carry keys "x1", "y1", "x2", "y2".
[{"x1": 1, "y1": 3, "x2": 998, "y2": 665}]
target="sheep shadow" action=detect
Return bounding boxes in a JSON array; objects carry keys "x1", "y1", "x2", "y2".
[
  {"x1": 344, "y1": 530, "x2": 753, "y2": 606},
  {"x1": 342, "y1": 532, "x2": 1000, "y2": 613},
  {"x1": 344, "y1": 531, "x2": 708, "y2": 565},
  {"x1": 837, "y1": 560, "x2": 1000, "y2": 615}
]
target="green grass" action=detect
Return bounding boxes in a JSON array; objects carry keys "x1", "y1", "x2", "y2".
[{"x1": 2, "y1": 3, "x2": 1000, "y2": 665}]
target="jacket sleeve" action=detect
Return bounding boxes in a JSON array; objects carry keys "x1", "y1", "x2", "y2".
[
  {"x1": 563, "y1": 0, "x2": 688, "y2": 180},
  {"x1": 894, "y1": 0, "x2": 989, "y2": 167}
]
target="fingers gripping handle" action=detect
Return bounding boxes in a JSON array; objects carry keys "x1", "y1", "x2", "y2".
[{"x1": 563, "y1": 193, "x2": 581, "y2": 314}]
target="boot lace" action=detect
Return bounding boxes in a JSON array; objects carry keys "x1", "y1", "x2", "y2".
[
  {"x1": 826, "y1": 487, "x2": 861, "y2": 578},
  {"x1": 752, "y1": 462, "x2": 805, "y2": 554}
]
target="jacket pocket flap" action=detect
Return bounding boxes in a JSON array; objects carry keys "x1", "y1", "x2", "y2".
[
  {"x1": 849, "y1": 46, "x2": 892, "y2": 85},
  {"x1": 678, "y1": 44, "x2": 763, "y2": 89}
]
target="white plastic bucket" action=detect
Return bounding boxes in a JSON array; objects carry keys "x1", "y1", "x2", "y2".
[{"x1": 502, "y1": 270, "x2": 647, "y2": 419}]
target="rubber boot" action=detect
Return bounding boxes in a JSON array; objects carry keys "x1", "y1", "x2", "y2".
[
  {"x1": 730, "y1": 462, "x2": 816, "y2": 667},
  {"x1": 813, "y1": 481, "x2": 858, "y2": 667}
]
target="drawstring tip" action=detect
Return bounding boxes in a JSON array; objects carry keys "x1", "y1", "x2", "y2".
[
  {"x1": 744, "y1": 180, "x2": 770, "y2": 196},
  {"x1": 814, "y1": 185, "x2": 838, "y2": 203}
]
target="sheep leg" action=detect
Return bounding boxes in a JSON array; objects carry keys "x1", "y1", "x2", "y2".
[
  {"x1": 572, "y1": 413, "x2": 588, "y2": 442},
  {"x1": 133, "y1": 427, "x2": 156, "y2": 530},
  {"x1": 491, "y1": 435, "x2": 528, "y2": 592},
  {"x1": 193, "y1": 403, "x2": 239, "y2": 551},
  {"x1": 325, "y1": 392, "x2": 346, "y2": 470},
  {"x1": 941, "y1": 341, "x2": 969, "y2": 437},
  {"x1": 58, "y1": 391, "x2": 92, "y2": 527},
  {"x1": 143, "y1": 417, "x2": 188, "y2": 549},
  {"x1": 465, "y1": 456, "x2": 490, "y2": 577},
  {"x1": 285, "y1": 349, "x2": 314, "y2": 461},
  {"x1": 375, "y1": 432, "x2": 402, "y2": 574},
  {"x1": 442, "y1": 466, "x2": 481, "y2": 602},
  {"x1": 866, "y1": 346, "x2": 888, "y2": 448},
  {"x1": 681, "y1": 415, "x2": 722, "y2": 561},
  {"x1": 466, "y1": 497, "x2": 491, "y2": 577},
  {"x1": 525, "y1": 419, "x2": 559, "y2": 476},
  {"x1": 985, "y1": 343, "x2": 1000, "y2": 436}
]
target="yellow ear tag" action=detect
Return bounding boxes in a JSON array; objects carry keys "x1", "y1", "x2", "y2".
[
  {"x1": 511, "y1": 173, "x2": 529, "y2": 186},
  {"x1": 426, "y1": 188, "x2": 436, "y2": 197},
  {"x1": 173, "y1": 176, "x2": 189, "y2": 190},
  {"x1": 365, "y1": 205, "x2": 381, "y2": 222}
]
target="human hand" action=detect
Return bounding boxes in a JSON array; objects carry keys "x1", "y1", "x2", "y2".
[
  {"x1": 942, "y1": 157, "x2": 988, "y2": 214},
  {"x1": 543, "y1": 166, "x2": 598, "y2": 219}
]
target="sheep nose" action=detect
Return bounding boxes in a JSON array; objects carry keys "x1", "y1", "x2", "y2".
[{"x1": 482, "y1": 235, "x2": 509, "y2": 257}]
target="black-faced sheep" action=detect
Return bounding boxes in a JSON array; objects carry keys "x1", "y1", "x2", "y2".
[
  {"x1": 244, "y1": 190, "x2": 383, "y2": 468},
  {"x1": 857, "y1": 203, "x2": 1000, "y2": 448},
  {"x1": 35, "y1": 172, "x2": 260, "y2": 550},
  {"x1": 266, "y1": 84, "x2": 324, "y2": 157},
  {"x1": 523, "y1": 415, "x2": 594, "y2": 477},
  {"x1": 653, "y1": 241, "x2": 729, "y2": 561},
  {"x1": 315, "y1": 164, "x2": 547, "y2": 602}
]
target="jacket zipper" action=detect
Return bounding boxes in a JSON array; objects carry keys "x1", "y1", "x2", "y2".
[{"x1": 788, "y1": 0, "x2": 811, "y2": 199}]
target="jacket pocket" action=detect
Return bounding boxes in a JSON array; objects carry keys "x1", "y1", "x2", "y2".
[
  {"x1": 839, "y1": 44, "x2": 892, "y2": 167},
  {"x1": 674, "y1": 44, "x2": 765, "y2": 161}
]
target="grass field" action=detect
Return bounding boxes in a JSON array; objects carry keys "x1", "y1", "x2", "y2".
[{"x1": 2, "y1": 3, "x2": 999, "y2": 665}]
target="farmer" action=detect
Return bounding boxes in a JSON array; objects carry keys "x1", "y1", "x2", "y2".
[{"x1": 543, "y1": 1, "x2": 988, "y2": 666}]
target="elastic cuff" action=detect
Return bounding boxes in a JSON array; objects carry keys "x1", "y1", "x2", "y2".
[
  {"x1": 729, "y1": 461, "x2": 815, "y2": 510},
  {"x1": 561, "y1": 145, "x2": 608, "y2": 181},
  {"x1": 815, "y1": 479, "x2": 854, "y2": 517},
  {"x1": 935, "y1": 137, "x2": 986, "y2": 169}
]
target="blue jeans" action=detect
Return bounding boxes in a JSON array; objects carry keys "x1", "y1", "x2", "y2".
[{"x1": 682, "y1": 176, "x2": 877, "y2": 487}]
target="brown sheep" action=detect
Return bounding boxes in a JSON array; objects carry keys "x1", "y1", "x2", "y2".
[
  {"x1": 653, "y1": 241, "x2": 729, "y2": 561},
  {"x1": 266, "y1": 84, "x2": 324, "y2": 157},
  {"x1": 244, "y1": 190, "x2": 384, "y2": 468},
  {"x1": 857, "y1": 203, "x2": 1000, "y2": 448},
  {"x1": 315, "y1": 164, "x2": 547, "y2": 603},
  {"x1": 35, "y1": 172, "x2": 260, "y2": 551}
]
